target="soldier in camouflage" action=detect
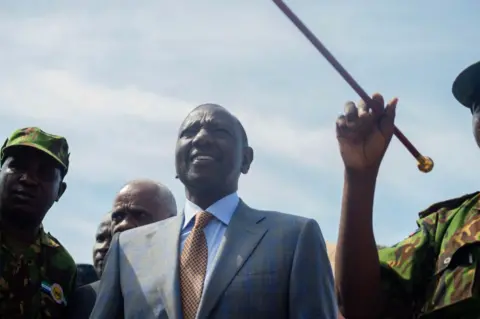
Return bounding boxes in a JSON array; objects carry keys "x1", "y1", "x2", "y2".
[
  {"x1": 334, "y1": 61, "x2": 480, "y2": 318},
  {"x1": 0, "y1": 127, "x2": 76, "y2": 318}
]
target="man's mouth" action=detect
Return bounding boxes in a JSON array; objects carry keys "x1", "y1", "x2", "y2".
[
  {"x1": 193, "y1": 155, "x2": 215, "y2": 161},
  {"x1": 11, "y1": 189, "x2": 35, "y2": 201},
  {"x1": 190, "y1": 153, "x2": 217, "y2": 163}
]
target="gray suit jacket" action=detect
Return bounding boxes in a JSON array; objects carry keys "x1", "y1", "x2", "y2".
[
  {"x1": 68, "y1": 281, "x2": 99, "y2": 319},
  {"x1": 90, "y1": 200, "x2": 337, "y2": 319}
]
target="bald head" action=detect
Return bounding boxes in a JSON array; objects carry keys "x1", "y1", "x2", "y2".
[{"x1": 111, "y1": 179, "x2": 177, "y2": 235}]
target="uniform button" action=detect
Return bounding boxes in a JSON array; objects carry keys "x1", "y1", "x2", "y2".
[{"x1": 444, "y1": 257, "x2": 451, "y2": 265}]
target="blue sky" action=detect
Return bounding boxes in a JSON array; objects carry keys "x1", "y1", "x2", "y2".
[{"x1": 0, "y1": 0, "x2": 478, "y2": 263}]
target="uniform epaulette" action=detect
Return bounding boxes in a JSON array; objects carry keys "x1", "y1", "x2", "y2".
[
  {"x1": 45, "y1": 232, "x2": 61, "y2": 248},
  {"x1": 418, "y1": 191, "x2": 480, "y2": 218}
]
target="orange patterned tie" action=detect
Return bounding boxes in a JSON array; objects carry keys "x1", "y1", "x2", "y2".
[{"x1": 180, "y1": 211, "x2": 214, "y2": 319}]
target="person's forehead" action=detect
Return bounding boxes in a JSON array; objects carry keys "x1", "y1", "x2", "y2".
[
  {"x1": 470, "y1": 98, "x2": 480, "y2": 113},
  {"x1": 474, "y1": 96, "x2": 480, "y2": 107},
  {"x1": 6, "y1": 147, "x2": 60, "y2": 168},
  {"x1": 114, "y1": 192, "x2": 158, "y2": 213},
  {"x1": 117, "y1": 183, "x2": 159, "y2": 201},
  {"x1": 96, "y1": 213, "x2": 112, "y2": 229},
  {"x1": 115, "y1": 185, "x2": 151, "y2": 204},
  {"x1": 182, "y1": 106, "x2": 237, "y2": 128},
  {"x1": 132, "y1": 193, "x2": 157, "y2": 207},
  {"x1": 96, "y1": 221, "x2": 111, "y2": 234},
  {"x1": 113, "y1": 185, "x2": 136, "y2": 203}
]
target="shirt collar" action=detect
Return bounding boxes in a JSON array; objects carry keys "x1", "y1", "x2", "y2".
[{"x1": 183, "y1": 192, "x2": 239, "y2": 229}]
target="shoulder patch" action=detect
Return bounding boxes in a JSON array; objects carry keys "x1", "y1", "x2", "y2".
[
  {"x1": 418, "y1": 191, "x2": 480, "y2": 218},
  {"x1": 44, "y1": 232, "x2": 61, "y2": 248}
]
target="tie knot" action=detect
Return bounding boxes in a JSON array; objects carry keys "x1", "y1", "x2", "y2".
[{"x1": 193, "y1": 211, "x2": 213, "y2": 230}]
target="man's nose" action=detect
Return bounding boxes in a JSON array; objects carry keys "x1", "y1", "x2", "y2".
[
  {"x1": 192, "y1": 128, "x2": 212, "y2": 146},
  {"x1": 19, "y1": 171, "x2": 38, "y2": 185},
  {"x1": 113, "y1": 220, "x2": 136, "y2": 235}
]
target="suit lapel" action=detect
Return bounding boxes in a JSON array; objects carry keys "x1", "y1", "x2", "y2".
[
  {"x1": 197, "y1": 201, "x2": 267, "y2": 317},
  {"x1": 147, "y1": 213, "x2": 184, "y2": 319}
]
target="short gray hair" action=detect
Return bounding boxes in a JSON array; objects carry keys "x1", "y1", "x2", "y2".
[{"x1": 118, "y1": 179, "x2": 177, "y2": 217}]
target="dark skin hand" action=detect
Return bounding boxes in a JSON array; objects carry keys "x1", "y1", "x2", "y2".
[
  {"x1": 175, "y1": 104, "x2": 254, "y2": 210},
  {"x1": 0, "y1": 146, "x2": 66, "y2": 249},
  {"x1": 111, "y1": 179, "x2": 177, "y2": 235},
  {"x1": 93, "y1": 212, "x2": 112, "y2": 277},
  {"x1": 335, "y1": 93, "x2": 398, "y2": 318}
]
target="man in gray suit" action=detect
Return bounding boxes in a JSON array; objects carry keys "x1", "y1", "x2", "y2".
[
  {"x1": 68, "y1": 180, "x2": 177, "y2": 319},
  {"x1": 91, "y1": 104, "x2": 337, "y2": 319}
]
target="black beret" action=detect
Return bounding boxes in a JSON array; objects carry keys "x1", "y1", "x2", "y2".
[{"x1": 452, "y1": 61, "x2": 480, "y2": 108}]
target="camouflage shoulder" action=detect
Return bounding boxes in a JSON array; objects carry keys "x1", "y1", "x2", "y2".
[
  {"x1": 417, "y1": 191, "x2": 480, "y2": 219},
  {"x1": 45, "y1": 232, "x2": 76, "y2": 268},
  {"x1": 42, "y1": 231, "x2": 61, "y2": 247}
]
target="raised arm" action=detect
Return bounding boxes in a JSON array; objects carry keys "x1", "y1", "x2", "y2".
[{"x1": 335, "y1": 93, "x2": 397, "y2": 318}]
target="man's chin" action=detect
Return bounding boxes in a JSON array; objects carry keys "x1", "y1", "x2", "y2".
[
  {"x1": 10, "y1": 204, "x2": 39, "y2": 216},
  {"x1": 95, "y1": 264, "x2": 103, "y2": 276},
  {"x1": 2, "y1": 206, "x2": 42, "y2": 229},
  {"x1": 184, "y1": 174, "x2": 219, "y2": 190}
]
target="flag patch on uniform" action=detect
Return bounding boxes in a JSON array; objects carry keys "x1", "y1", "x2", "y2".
[{"x1": 41, "y1": 281, "x2": 66, "y2": 305}]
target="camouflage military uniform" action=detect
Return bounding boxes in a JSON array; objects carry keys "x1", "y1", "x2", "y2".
[
  {"x1": 378, "y1": 192, "x2": 480, "y2": 318},
  {"x1": 0, "y1": 127, "x2": 76, "y2": 318},
  {"x1": 0, "y1": 228, "x2": 76, "y2": 318}
]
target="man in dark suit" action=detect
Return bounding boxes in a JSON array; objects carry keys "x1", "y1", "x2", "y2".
[
  {"x1": 67, "y1": 212, "x2": 111, "y2": 319},
  {"x1": 91, "y1": 104, "x2": 337, "y2": 319},
  {"x1": 75, "y1": 263, "x2": 99, "y2": 288},
  {"x1": 67, "y1": 179, "x2": 177, "y2": 319}
]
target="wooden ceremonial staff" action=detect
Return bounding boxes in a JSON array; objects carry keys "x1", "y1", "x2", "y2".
[{"x1": 272, "y1": 0, "x2": 434, "y2": 173}]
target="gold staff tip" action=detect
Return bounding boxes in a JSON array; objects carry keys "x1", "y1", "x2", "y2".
[{"x1": 417, "y1": 156, "x2": 434, "y2": 173}]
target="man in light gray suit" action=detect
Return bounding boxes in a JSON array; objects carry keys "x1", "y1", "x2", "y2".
[
  {"x1": 68, "y1": 180, "x2": 177, "y2": 319},
  {"x1": 90, "y1": 104, "x2": 337, "y2": 319}
]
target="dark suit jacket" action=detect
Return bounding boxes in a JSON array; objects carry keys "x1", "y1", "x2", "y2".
[
  {"x1": 67, "y1": 280, "x2": 99, "y2": 319},
  {"x1": 75, "y1": 264, "x2": 98, "y2": 287},
  {"x1": 91, "y1": 200, "x2": 337, "y2": 319}
]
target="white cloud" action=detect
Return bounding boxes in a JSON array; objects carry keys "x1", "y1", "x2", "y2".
[{"x1": 0, "y1": 1, "x2": 478, "y2": 263}]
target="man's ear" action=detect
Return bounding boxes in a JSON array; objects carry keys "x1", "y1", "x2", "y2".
[
  {"x1": 55, "y1": 182, "x2": 67, "y2": 202},
  {"x1": 241, "y1": 146, "x2": 254, "y2": 174}
]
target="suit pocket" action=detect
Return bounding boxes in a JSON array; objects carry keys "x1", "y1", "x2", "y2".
[
  {"x1": 243, "y1": 270, "x2": 278, "y2": 276},
  {"x1": 236, "y1": 261, "x2": 282, "y2": 277}
]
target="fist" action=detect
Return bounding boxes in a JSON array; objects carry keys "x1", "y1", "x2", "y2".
[{"x1": 336, "y1": 93, "x2": 398, "y2": 172}]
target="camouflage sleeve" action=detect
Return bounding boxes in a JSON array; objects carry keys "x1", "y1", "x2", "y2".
[
  {"x1": 378, "y1": 222, "x2": 436, "y2": 318},
  {"x1": 58, "y1": 254, "x2": 77, "y2": 315}
]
